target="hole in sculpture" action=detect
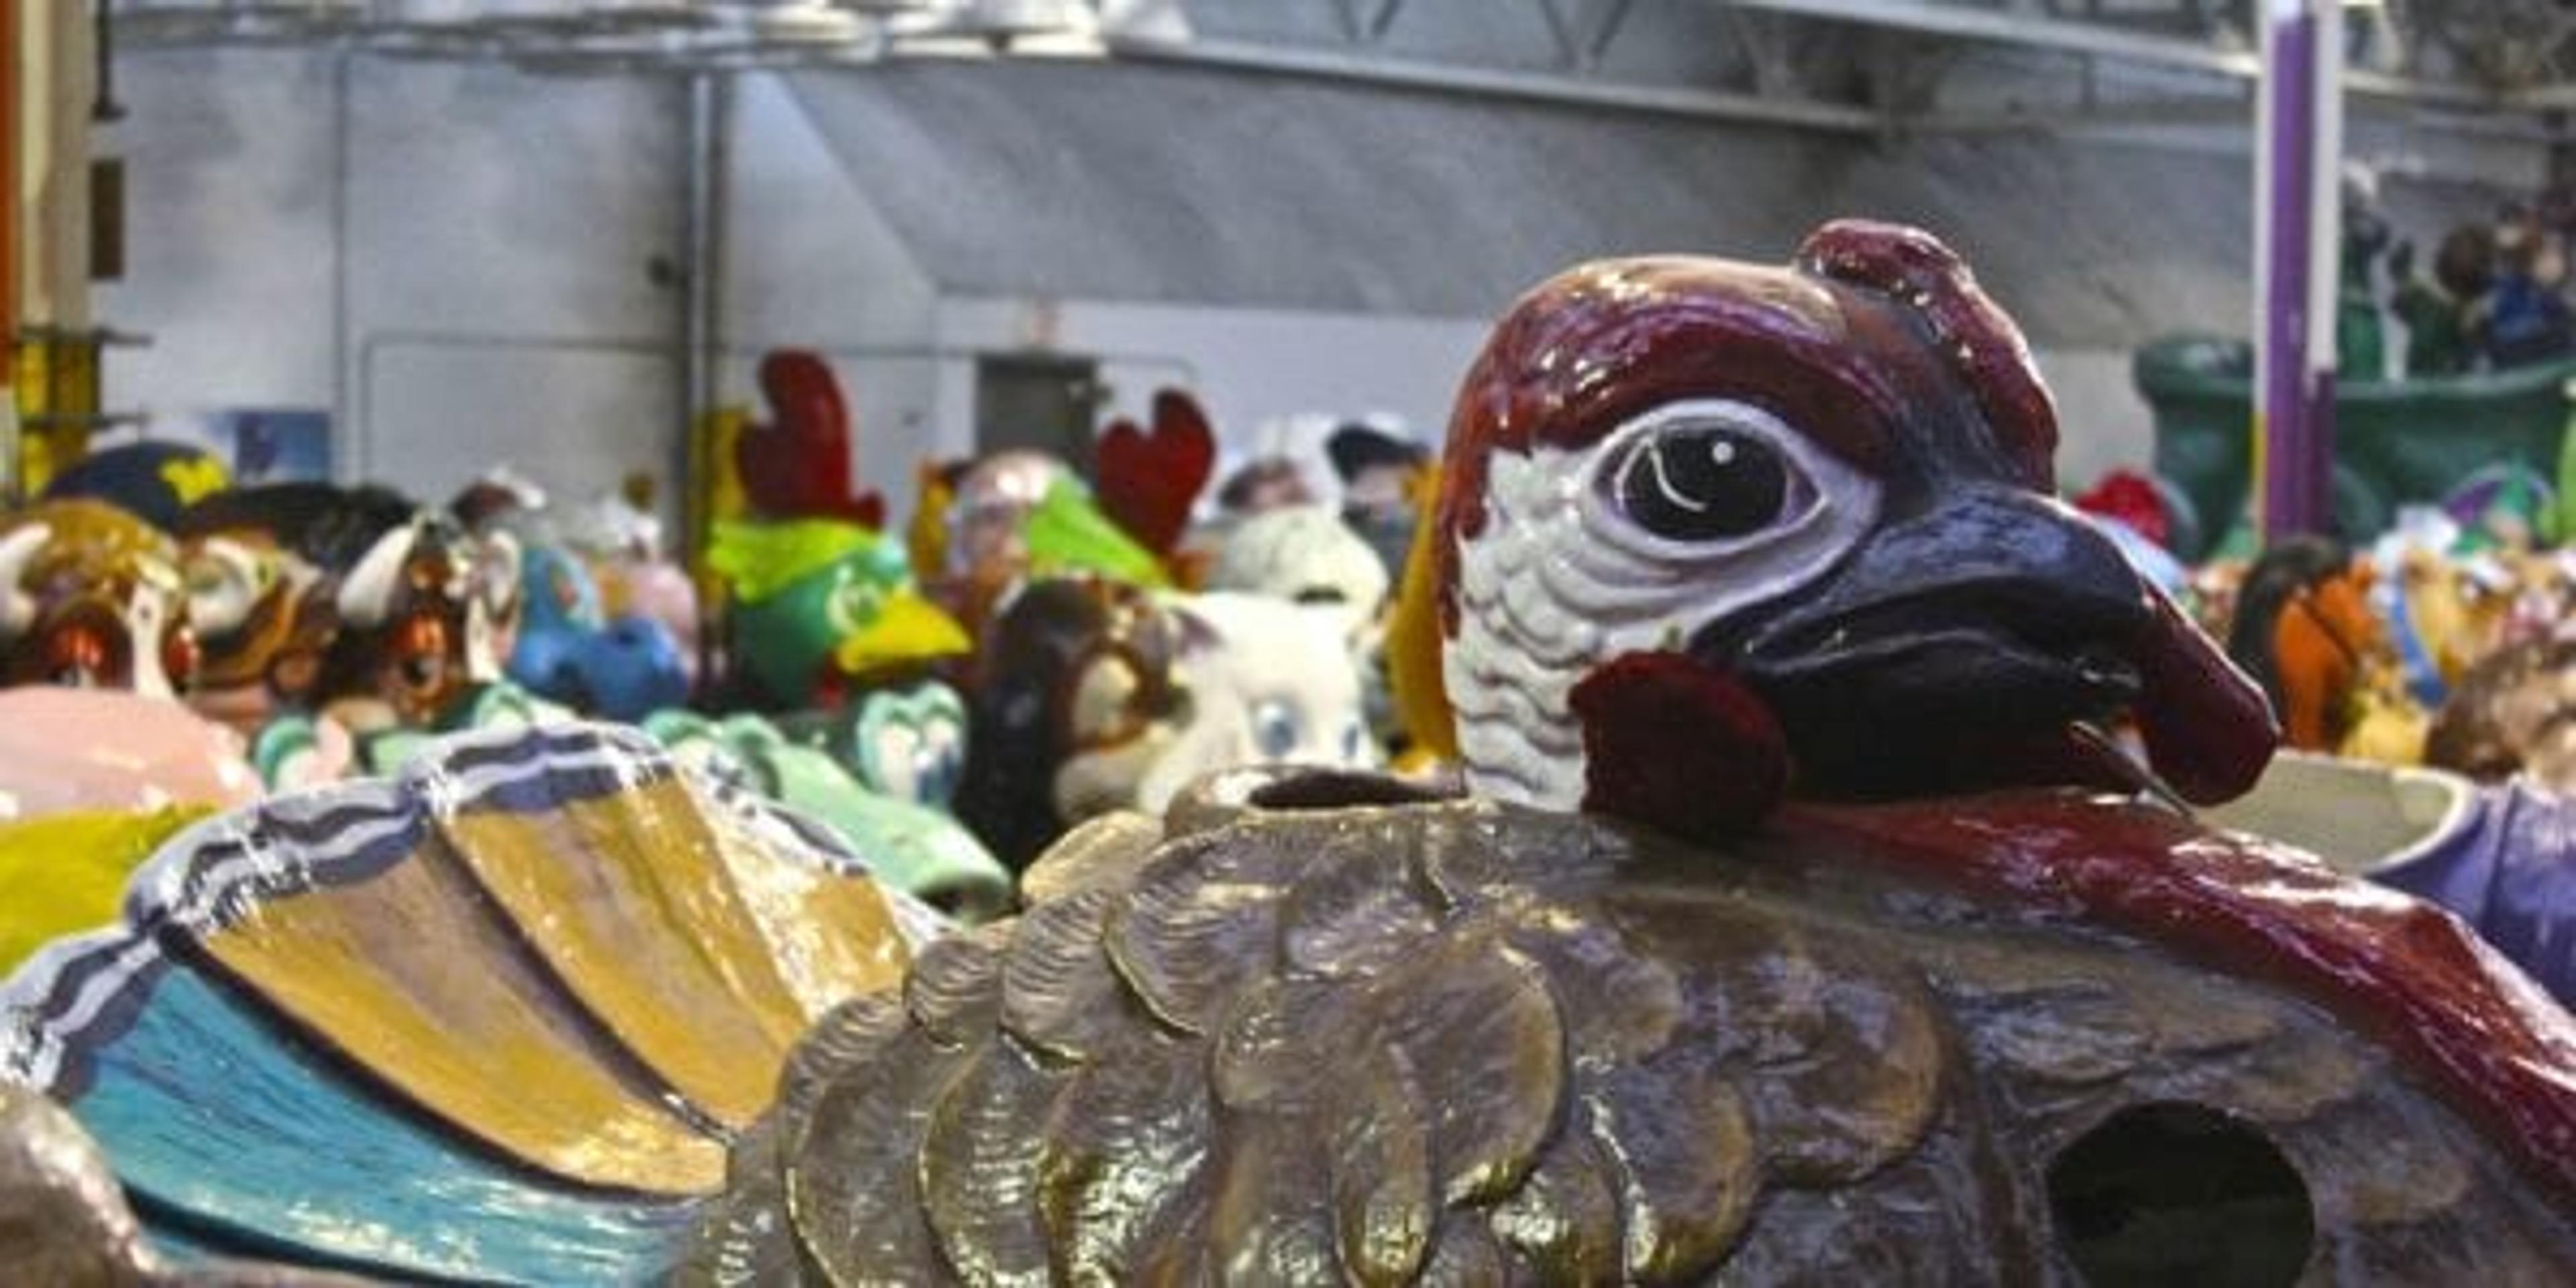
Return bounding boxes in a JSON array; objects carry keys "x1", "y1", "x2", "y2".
[
  {"x1": 1246, "y1": 768, "x2": 1456, "y2": 812},
  {"x1": 2049, "y1": 1101, "x2": 2313, "y2": 1288}
]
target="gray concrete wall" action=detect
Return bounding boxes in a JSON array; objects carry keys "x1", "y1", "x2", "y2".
[{"x1": 97, "y1": 48, "x2": 686, "y2": 510}]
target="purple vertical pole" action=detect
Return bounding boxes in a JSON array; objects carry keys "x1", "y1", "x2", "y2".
[{"x1": 2257, "y1": 0, "x2": 2340, "y2": 541}]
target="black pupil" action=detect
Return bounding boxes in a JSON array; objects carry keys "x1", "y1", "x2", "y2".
[{"x1": 1615, "y1": 427, "x2": 1790, "y2": 541}]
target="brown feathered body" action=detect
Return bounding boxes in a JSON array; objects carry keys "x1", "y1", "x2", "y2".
[{"x1": 689, "y1": 769, "x2": 2576, "y2": 1285}]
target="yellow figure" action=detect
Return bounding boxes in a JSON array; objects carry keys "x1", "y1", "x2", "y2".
[
  {"x1": 2341, "y1": 672, "x2": 2432, "y2": 766},
  {"x1": 0, "y1": 806, "x2": 208, "y2": 975},
  {"x1": 160, "y1": 454, "x2": 232, "y2": 508},
  {"x1": 688, "y1": 407, "x2": 751, "y2": 612},
  {"x1": 1384, "y1": 462, "x2": 1458, "y2": 765},
  {"x1": 908, "y1": 459, "x2": 956, "y2": 586}
]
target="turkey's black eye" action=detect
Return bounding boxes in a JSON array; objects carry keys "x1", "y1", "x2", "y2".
[{"x1": 1610, "y1": 426, "x2": 1792, "y2": 543}]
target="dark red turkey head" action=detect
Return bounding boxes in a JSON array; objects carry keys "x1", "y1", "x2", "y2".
[{"x1": 1433, "y1": 220, "x2": 2277, "y2": 837}]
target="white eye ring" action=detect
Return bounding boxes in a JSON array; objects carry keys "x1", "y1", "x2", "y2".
[{"x1": 1580, "y1": 400, "x2": 1843, "y2": 559}]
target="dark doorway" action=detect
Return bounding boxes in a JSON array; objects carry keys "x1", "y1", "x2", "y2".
[{"x1": 975, "y1": 354, "x2": 1102, "y2": 472}]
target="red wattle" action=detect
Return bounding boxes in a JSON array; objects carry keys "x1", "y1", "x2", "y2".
[
  {"x1": 2132, "y1": 587, "x2": 2279, "y2": 804},
  {"x1": 1570, "y1": 651, "x2": 1788, "y2": 841}
]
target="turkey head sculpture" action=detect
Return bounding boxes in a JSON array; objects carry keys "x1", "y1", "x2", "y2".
[{"x1": 1438, "y1": 221, "x2": 2278, "y2": 837}]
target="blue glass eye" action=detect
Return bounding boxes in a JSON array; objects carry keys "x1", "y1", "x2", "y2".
[{"x1": 1252, "y1": 700, "x2": 1299, "y2": 760}]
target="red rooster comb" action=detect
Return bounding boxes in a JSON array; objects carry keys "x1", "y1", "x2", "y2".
[
  {"x1": 1095, "y1": 388, "x2": 1218, "y2": 555},
  {"x1": 737, "y1": 350, "x2": 886, "y2": 529}
]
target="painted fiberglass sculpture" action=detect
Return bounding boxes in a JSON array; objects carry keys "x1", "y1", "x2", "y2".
[
  {"x1": 1, "y1": 222, "x2": 2571, "y2": 1283},
  {"x1": 0, "y1": 498, "x2": 196, "y2": 699},
  {"x1": 309, "y1": 503, "x2": 552, "y2": 775},
  {"x1": 0, "y1": 498, "x2": 254, "y2": 814},
  {"x1": 507, "y1": 539, "x2": 691, "y2": 723},
  {"x1": 706, "y1": 517, "x2": 971, "y2": 712},
  {"x1": 702, "y1": 223, "x2": 2576, "y2": 1283},
  {"x1": 0, "y1": 722, "x2": 944, "y2": 1282},
  {"x1": 174, "y1": 483, "x2": 429, "y2": 787}
]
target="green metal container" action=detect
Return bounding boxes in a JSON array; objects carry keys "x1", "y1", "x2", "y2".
[{"x1": 2135, "y1": 335, "x2": 2576, "y2": 559}]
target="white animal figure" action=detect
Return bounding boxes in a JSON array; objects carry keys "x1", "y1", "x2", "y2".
[
  {"x1": 1206, "y1": 504, "x2": 1391, "y2": 628},
  {"x1": 1136, "y1": 590, "x2": 1377, "y2": 812}
]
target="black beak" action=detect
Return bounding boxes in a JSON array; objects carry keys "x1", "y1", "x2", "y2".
[{"x1": 1699, "y1": 486, "x2": 2275, "y2": 802}]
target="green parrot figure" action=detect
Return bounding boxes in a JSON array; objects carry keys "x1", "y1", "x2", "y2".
[
  {"x1": 706, "y1": 519, "x2": 971, "y2": 709},
  {"x1": 1023, "y1": 477, "x2": 1169, "y2": 587}
]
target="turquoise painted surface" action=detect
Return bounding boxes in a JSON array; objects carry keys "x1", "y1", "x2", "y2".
[{"x1": 67, "y1": 969, "x2": 695, "y2": 1283}]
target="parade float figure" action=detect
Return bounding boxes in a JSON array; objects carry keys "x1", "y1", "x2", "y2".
[
  {"x1": 0, "y1": 687, "x2": 257, "y2": 994},
  {"x1": 1328, "y1": 420, "x2": 1432, "y2": 584},
  {"x1": 700, "y1": 519, "x2": 1001, "y2": 884},
  {"x1": 2073, "y1": 468, "x2": 2203, "y2": 596},
  {"x1": 953, "y1": 578, "x2": 1377, "y2": 869},
  {"x1": 40, "y1": 439, "x2": 232, "y2": 531},
  {"x1": 691, "y1": 223, "x2": 2575, "y2": 1284},
  {"x1": 733, "y1": 350, "x2": 886, "y2": 529},
  {"x1": 705, "y1": 517, "x2": 969, "y2": 712},
  {"x1": 952, "y1": 576, "x2": 1187, "y2": 870},
  {"x1": 0, "y1": 499, "x2": 197, "y2": 699},
  {"x1": 172, "y1": 483, "x2": 415, "y2": 788},
  {"x1": 2338, "y1": 166, "x2": 2392, "y2": 380},
  {"x1": 773, "y1": 679, "x2": 971, "y2": 810},
  {"x1": 0, "y1": 502, "x2": 262, "y2": 1077},
  {"x1": 2210, "y1": 749, "x2": 2576, "y2": 1006},
  {"x1": 916, "y1": 448, "x2": 1171, "y2": 642},
  {"x1": 939, "y1": 451, "x2": 1071, "y2": 586},
  {"x1": 0, "y1": 723, "x2": 943, "y2": 1282},
  {"x1": 1205, "y1": 503, "x2": 1393, "y2": 627},
  {"x1": 2391, "y1": 225, "x2": 2494, "y2": 378},
  {"x1": 11, "y1": 223, "x2": 2576, "y2": 1285},
  {"x1": 2226, "y1": 537, "x2": 2429, "y2": 764},
  {"x1": 315, "y1": 505, "x2": 551, "y2": 774},
  {"x1": 508, "y1": 540, "x2": 690, "y2": 723},
  {"x1": 2483, "y1": 209, "x2": 2576, "y2": 370},
  {"x1": 2427, "y1": 635, "x2": 2576, "y2": 796},
  {"x1": 1093, "y1": 388, "x2": 1220, "y2": 586},
  {"x1": 1136, "y1": 590, "x2": 1379, "y2": 814},
  {"x1": 1206, "y1": 503, "x2": 1400, "y2": 748},
  {"x1": 564, "y1": 488, "x2": 704, "y2": 692}
]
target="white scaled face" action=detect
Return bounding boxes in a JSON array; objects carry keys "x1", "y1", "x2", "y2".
[{"x1": 1446, "y1": 398, "x2": 1883, "y2": 808}]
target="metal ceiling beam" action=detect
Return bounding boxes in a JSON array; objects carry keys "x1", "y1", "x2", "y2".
[
  {"x1": 1102, "y1": 32, "x2": 1884, "y2": 131},
  {"x1": 1716, "y1": 0, "x2": 2259, "y2": 74},
  {"x1": 2510, "y1": 83, "x2": 2576, "y2": 111},
  {"x1": 100, "y1": 0, "x2": 2556, "y2": 123},
  {"x1": 1711, "y1": 0, "x2": 2502, "y2": 109}
]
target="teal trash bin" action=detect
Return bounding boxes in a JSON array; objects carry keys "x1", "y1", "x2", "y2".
[{"x1": 2135, "y1": 335, "x2": 2576, "y2": 559}]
